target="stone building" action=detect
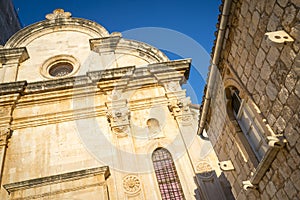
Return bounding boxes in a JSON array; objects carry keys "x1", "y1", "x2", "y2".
[
  {"x1": 0, "y1": 8, "x2": 231, "y2": 200},
  {"x1": 198, "y1": 0, "x2": 299, "y2": 199},
  {"x1": 0, "y1": 0, "x2": 21, "y2": 45}
]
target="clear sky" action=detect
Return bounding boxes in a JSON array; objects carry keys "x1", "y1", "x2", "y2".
[{"x1": 12, "y1": 0, "x2": 221, "y2": 104}]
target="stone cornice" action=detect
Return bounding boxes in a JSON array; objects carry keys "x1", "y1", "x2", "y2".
[
  {"x1": 0, "y1": 48, "x2": 29, "y2": 66},
  {"x1": 3, "y1": 166, "x2": 110, "y2": 193},
  {"x1": 0, "y1": 81, "x2": 27, "y2": 95},
  {"x1": 5, "y1": 18, "x2": 109, "y2": 48},
  {"x1": 0, "y1": 59, "x2": 190, "y2": 95},
  {"x1": 90, "y1": 36, "x2": 169, "y2": 63}
]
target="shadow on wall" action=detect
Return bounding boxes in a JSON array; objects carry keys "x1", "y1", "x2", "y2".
[{"x1": 194, "y1": 171, "x2": 235, "y2": 200}]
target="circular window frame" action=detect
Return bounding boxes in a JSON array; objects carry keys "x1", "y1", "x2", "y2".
[{"x1": 41, "y1": 55, "x2": 80, "y2": 79}]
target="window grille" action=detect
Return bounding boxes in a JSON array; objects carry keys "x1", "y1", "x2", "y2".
[{"x1": 152, "y1": 148, "x2": 185, "y2": 200}]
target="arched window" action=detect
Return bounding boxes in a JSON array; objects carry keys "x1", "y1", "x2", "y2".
[
  {"x1": 230, "y1": 88, "x2": 268, "y2": 161},
  {"x1": 152, "y1": 148, "x2": 185, "y2": 200}
]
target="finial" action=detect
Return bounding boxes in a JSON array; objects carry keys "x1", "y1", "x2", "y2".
[{"x1": 45, "y1": 9, "x2": 72, "y2": 20}]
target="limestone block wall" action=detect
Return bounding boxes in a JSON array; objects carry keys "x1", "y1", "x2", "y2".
[
  {"x1": 206, "y1": 0, "x2": 300, "y2": 199},
  {"x1": 0, "y1": 78, "x2": 213, "y2": 199}
]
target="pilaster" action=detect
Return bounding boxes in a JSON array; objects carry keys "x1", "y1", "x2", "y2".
[{"x1": 0, "y1": 47, "x2": 29, "y2": 83}]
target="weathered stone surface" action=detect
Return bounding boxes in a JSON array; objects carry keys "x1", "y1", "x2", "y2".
[
  {"x1": 278, "y1": 86, "x2": 289, "y2": 104},
  {"x1": 275, "y1": 189, "x2": 289, "y2": 200},
  {"x1": 267, "y1": 13, "x2": 281, "y2": 31},
  {"x1": 266, "y1": 81, "x2": 278, "y2": 101},
  {"x1": 280, "y1": 45, "x2": 296, "y2": 68},
  {"x1": 260, "y1": 61, "x2": 272, "y2": 81},
  {"x1": 282, "y1": 4, "x2": 297, "y2": 29},
  {"x1": 285, "y1": 71, "x2": 297, "y2": 92},
  {"x1": 290, "y1": 169, "x2": 300, "y2": 191},
  {"x1": 290, "y1": 23, "x2": 300, "y2": 41},
  {"x1": 265, "y1": 181, "x2": 277, "y2": 198},
  {"x1": 273, "y1": 4, "x2": 284, "y2": 18},
  {"x1": 284, "y1": 179, "x2": 297, "y2": 199},
  {"x1": 255, "y1": 48, "x2": 266, "y2": 68},
  {"x1": 284, "y1": 124, "x2": 299, "y2": 147},
  {"x1": 266, "y1": 46, "x2": 280, "y2": 66}
]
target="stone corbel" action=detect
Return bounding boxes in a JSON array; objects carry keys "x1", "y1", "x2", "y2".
[
  {"x1": 218, "y1": 160, "x2": 235, "y2": 171},
  {"x1": 265, "y1": 30, "x2": 294, "y2": 46},
  {"x1": 242, "y1": 180, "x2": 256, "y2": 191},
  {"x1": 267, "y1": 135, "x2": 287, "y2": 148}
]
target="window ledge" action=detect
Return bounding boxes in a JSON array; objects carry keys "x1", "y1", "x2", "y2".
[{"x1": 242, "y1": 135, "x2": 287, "y2": 190}]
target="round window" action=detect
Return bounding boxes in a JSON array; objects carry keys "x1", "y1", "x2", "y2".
[
  {"x1": 49, "y1": 62, "x2": 73, "y2": 77},
  {"x1": 41, "y1": 55, "x2": 80, "y2": 79}
]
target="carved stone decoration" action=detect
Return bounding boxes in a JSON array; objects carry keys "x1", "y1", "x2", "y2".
[
  {"x1": 176, "y1": 115, "x2": 193, "y2": 126},
  {"x1": 242, "y1": 180, "x2": 256, "y2": 190},
  {"x1": 265, "y1": 30, "x2": 294, "y2": 44},
  {"x1": 107, "y1": 89, "x2": 122, "y2": 101},
  {"x1": 165, "y1": 81, "x2": 181, "y2": 92},
  {"x1": 169, "y1": 97, "x2": 193, "y2": 125},
  {"x1": 267, "y1": 135, "x2": 287, "y2": 148},
  {"x1": 196, "y1": 161, "x2": 213, "y2": 178},
  {"x1": 0, "y1": 127, "x2": 12, "y2": 146},
  {"x1": 45, "y1": 9, "x2": 72, "y2": 20},
  {"x1": 123, "y1": 175, "x2": 141, "y2": 194},
  {"x1": 107, "y1": 107, "x2": 130, "y2": 137}
]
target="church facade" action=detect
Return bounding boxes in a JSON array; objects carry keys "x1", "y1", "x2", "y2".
[
  {"x1": 0, "y1": 9, "x2": 226, "y2": 200},
  {"x1": 198, "y1": 0, "x2": 299, "y2": 199}
]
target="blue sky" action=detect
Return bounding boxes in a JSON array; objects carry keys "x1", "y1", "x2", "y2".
[{"x1": 12, "y1": 0, "x2": 221, "y2": 104}]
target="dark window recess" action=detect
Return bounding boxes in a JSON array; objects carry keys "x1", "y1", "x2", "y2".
[
  {"x1": 49, "y1": 62, "x2": 73, "y2": 77},
  {"x1": 152, "y1": 148, "x2": 185, "y2": 200},
  {"x1": 232, "y1": 90, "x2": 241, "y2": 116}
]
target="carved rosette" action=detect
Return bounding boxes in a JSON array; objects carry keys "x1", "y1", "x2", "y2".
[
  {"x1": 107, "y1": 108, "x2": 130, "y2": 137},
  {"x1": 123, "y1": 175, "x2": 141, "y2": 194}
]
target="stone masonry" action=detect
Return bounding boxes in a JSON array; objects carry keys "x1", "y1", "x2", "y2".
[{"x1": 201, "y1": 0, "x2": 299, "y2": 199}]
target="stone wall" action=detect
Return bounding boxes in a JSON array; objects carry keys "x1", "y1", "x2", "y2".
[
  {"x1": 205, "y1": 0, "x2": 299, "y2": 199},
  {"x1": 0, "y1": 0, "x2": 21, "y2": 45}
]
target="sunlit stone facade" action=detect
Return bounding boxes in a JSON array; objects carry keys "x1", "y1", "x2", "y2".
[{"x1": 0, "y1": 9, "x2": 225, "y2": 199}]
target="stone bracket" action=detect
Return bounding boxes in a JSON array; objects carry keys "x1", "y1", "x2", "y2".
[
  {"x1": 267, "y1": 135, "x2": 287, "y2": 148},
  {"x1": 265, "y1": 30, "x2": 294, "y2": 45},
  {"x1": 218, "y1": 160, "x2": 235, "y2": 171},
  {"x1": 242, "y1": 180, "x2": 256, "y2": 191}
]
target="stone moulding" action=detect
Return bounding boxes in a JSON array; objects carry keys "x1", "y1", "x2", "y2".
[
  {"x1": 0, "y1": 81, "x2": 27, "y2": 95},
  {"x1": 5, "y1": 18, "x2": 109, "y2": 48},
  {"x1": 242, "y1": 135, "x2": 287, "y2": 190},
  {"x1": 3, "y1": 166, "x2": 110, "y2": 193},
  {"x1": 90, "y1": 36, "x2": 169, "y2": 63},
  {"x1": 0, "y1": 47, "x2": 29, "y2": 66}
]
